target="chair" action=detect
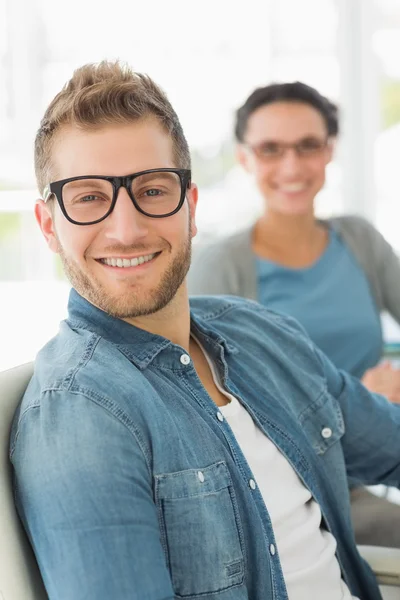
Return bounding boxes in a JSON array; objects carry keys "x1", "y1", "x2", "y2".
[
  {"x1": 0, "y1": 362, "x2": 48, "y2": 599},
  {"x1": 1, "y1": 363, "x2": 400, "y2": 600},
  {"x1": 358, "y1": 545, "x2": 400, "y2": 600}
]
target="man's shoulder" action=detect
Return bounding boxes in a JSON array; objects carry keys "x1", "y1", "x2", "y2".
[
  {"x1": 21, "y1": 320, "x2": 130, "y2": 408},
  {"x1": 190, "y1": 296, "x2": 322, "y2": 390},
  {"x1": 190, "y1": 294, "x2": 264, "y2": 321},
  {"x1": 190, "y1": 295, "x2": 310, "y2": 339},
  {"x1": 190, "y1": 294, "x2": 249, "y2": 317}
]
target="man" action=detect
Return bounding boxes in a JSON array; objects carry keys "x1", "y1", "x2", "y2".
[{"x1": 10, "y1": 62, "x2": 400, "y2": 600}]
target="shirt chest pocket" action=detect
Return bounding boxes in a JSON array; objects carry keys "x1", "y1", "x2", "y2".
[
  {"x1": 154, "y1": 461, "x2": 245, "y2": 598},
  {"x1": 298, "y1": 389, "x2": 345, "y2": 456}
]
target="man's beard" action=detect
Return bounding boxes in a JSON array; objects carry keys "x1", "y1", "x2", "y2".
[{"x1": 58, "y1": 234, "x2": 192, "y2": 319}]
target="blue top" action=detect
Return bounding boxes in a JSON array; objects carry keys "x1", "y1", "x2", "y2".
[
  {"x1": 256, "y1": 228, "x2": 382, "y2": 379},
  {"x1": 11, "y1": 290, "x2": 400, "y2": 600}
]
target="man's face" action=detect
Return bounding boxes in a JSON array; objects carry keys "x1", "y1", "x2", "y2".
[
  {"x1": 238, "y1": 101, "x2": 333, "y2": 216},
  {"x1": 35, "y1": 119, "x2": 198, "y2": 319}
]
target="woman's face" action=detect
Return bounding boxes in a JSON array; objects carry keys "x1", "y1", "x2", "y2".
[{"x1": 237, "y1": 101, "x2": 334, "y2": 217}]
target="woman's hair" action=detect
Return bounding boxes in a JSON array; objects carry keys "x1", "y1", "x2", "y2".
[
  {"x1": 235, "y1": 81, "x2": 339, "y2": 142},
  {"x1": 34, "y1": 60, "x2": 191, "y2": 194}
]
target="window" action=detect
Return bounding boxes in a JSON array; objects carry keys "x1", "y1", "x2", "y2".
[
  {"x1": 2, "y1": 0, "x2": 400, "y2": 369},
  {"x1": 373, "y1": 0, "x2": 400, "y2": 251}
]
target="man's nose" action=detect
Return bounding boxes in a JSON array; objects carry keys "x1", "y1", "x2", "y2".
[{"x1": 104, "y1": 187, "x2": 149, "y2": 243}]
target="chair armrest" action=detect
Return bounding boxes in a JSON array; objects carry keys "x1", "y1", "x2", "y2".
[{"x1": 358, "y1": 545, "x2": 400, "y2": 587}]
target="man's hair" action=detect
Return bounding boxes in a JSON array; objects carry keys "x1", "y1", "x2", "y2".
[
  {"x1": 34, "y1": 60, "x2": 191, "y2": 195},
  {"x1": 234, "y1": 81, "x2": 339, "y2": 142}
]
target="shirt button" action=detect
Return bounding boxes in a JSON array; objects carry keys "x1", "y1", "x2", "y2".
[
  {"x1": 270, "y1": 543, "x2": 276, "y2": 556},
  {"x1": 217, "y1": 412, "x2": 224, "y2": 422},
  {"x1": 249, "y1": 479, "x2": 256, "y2": 490},
  {"x1": 321, "y1": 427, "x2": 333, "y2": 439},
  {"x1": 197, "y1": 471, "x2": 205, "y2": 483},
  {"x1": 180, "y1": 354, "x2": 191, "y2": 365}
]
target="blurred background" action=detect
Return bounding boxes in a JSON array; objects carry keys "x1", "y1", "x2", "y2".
[{"x1": 1, "y1": 0, "x2": 400, "y2": 369}]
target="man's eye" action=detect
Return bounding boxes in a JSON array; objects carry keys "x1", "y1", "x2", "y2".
[
  {"x1": 78, "y1": 195, "x2": 104, "y2": 203},
  {"x1": 144, "y1": 189, "x2": 162, "y2": 197}
]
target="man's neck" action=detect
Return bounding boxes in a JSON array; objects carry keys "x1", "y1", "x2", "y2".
[{"x1": 122, "y1": 285, "x2": 192, "y2": 351}]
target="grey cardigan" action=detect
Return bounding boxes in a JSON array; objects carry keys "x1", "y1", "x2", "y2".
[{"x1": 188, "y1": 215, "x2": 400, "y2": 325}]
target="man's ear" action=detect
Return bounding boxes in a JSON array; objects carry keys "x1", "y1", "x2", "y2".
[
  {"x1": 187, "y1": 183, "x2": 198, "y2": 239},
  {"x1": 34, "y1": 199, "x2": 59, "y2": 253}
]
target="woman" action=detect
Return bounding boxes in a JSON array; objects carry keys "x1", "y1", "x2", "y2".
[{"x1": 188, "y1": 81, "x2": 400, "y2": 547}]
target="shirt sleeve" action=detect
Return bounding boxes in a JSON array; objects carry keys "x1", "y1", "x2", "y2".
[
  {"x1": 313, "y1": 342, "x2": 400, "y2": 487},
  {"x1": 11, "y1": 390, "x2": 175, "y2": 600}
]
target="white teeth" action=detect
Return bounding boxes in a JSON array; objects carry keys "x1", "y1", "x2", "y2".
[{"x1": 102, "y1": 253, "x2": 156, "y2": 268}]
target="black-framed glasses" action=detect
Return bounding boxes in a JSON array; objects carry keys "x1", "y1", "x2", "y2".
[
  {"x1": 244, "y1": 137, "x2": 330, "y2": 162},
  {"x1": 43, "y1": 168, "x2": 191, "y2": 225}
]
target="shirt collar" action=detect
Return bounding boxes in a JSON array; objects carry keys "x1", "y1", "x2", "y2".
[{"x1": 66, "y1": 288, "x2": 237, "y2": 369}]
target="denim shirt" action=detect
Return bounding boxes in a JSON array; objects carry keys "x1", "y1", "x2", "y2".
[{"x1": 10, "y1": 290, "x2": 400, "y2": 600}]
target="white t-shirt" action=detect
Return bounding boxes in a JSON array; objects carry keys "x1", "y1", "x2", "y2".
[{"x1": 196, "y1": 339, "x2": 358, "y2": 599}]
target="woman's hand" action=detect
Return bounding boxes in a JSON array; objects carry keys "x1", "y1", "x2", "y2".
[{"x1": 362, "y1": 361, "x2": 400, "y2": 404}]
